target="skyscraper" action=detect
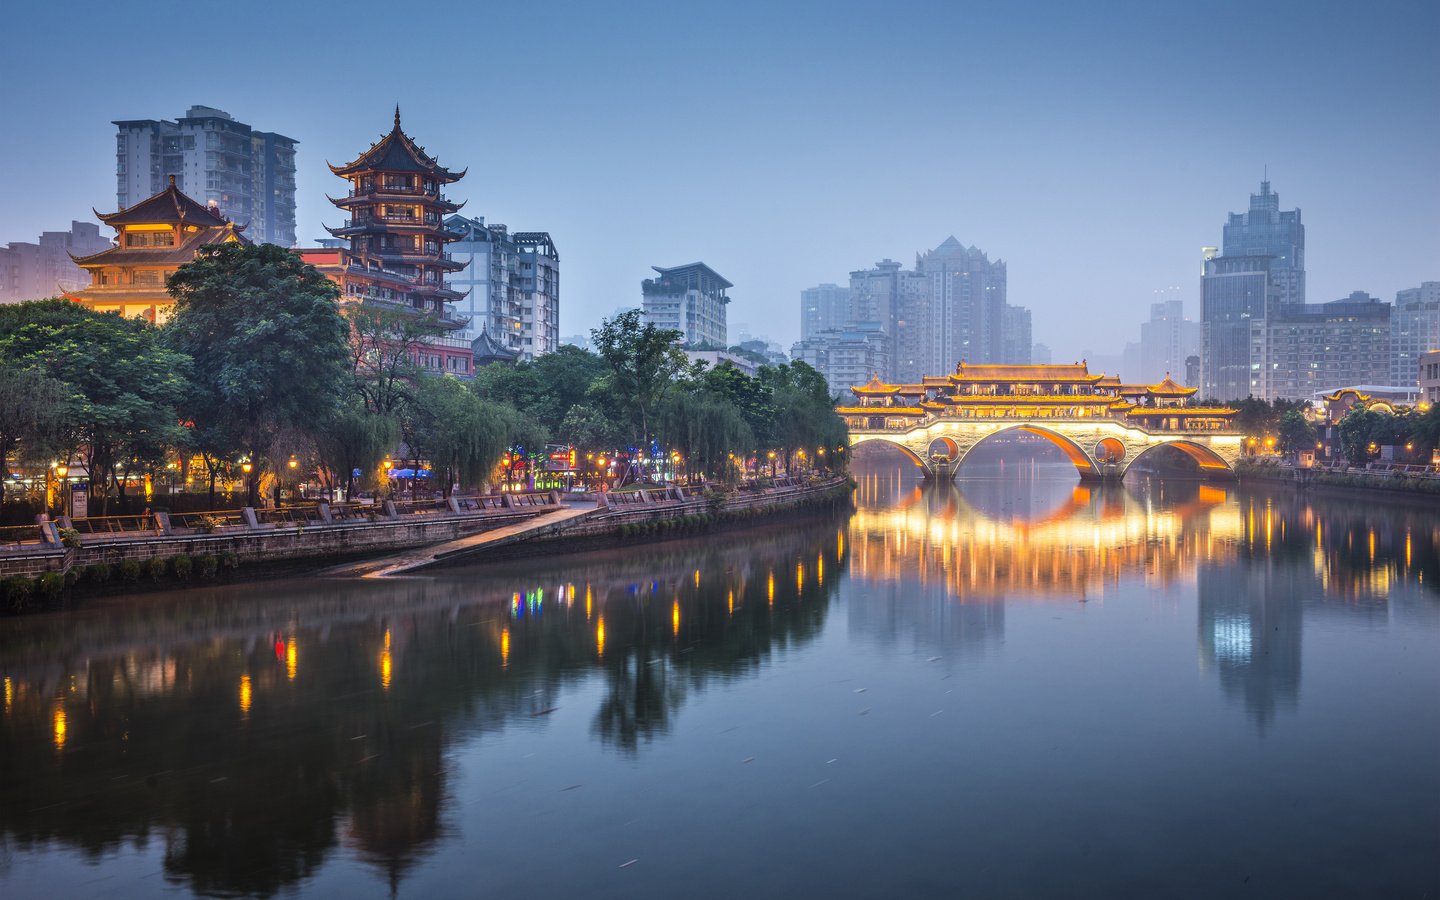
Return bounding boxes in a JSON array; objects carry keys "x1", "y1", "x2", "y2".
[
  {"x1": 1391, "y1": 281, "x2": 1440, "y2": 386},
  {"x1": 1201, "y1": 180, "x2": 1305, "y2": 400},
  {"x1": 1221, "y1": 179, "x2": 1305, "y2": 306},
  {"x1": 847, "y1": 239, "x2": 1029, "y2": 383},
  {"x1": 1136, "y1": 298, "x2": 1200, "y2": 383},
  {"x1": 1201, "y1": 253, "x2": 1275, "y2": 400},
  {"x1": 114, "y1": 106, "x2": 298, "y2": 246},
  {"x1": 1250, "y1": 292, "x2": 1391, "y2": 400},
  {"x1": 800, "y1": 283, "x2": 850, "y2": 340}
]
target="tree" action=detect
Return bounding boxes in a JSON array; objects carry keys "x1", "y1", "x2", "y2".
[
  {"x1": 1338, "y1": 405, "x2": 1381, "y2": 466},
  {"x1": 0, "y1": 366, "x2": 67, "y2": 507},
  {"x1": 314, "y1": 402, "x2": 400, "y2": 501},
  {"x1": 1277, "y1": 409, "x2": 1317, "y2": 456},
  {"x1": 590, "y1": 310, "x2": 687, "y2": 476},
  {"x1": 165, "y1": 243, "x2": 351, "y2": 507},
  {"x1": 0, "y1": 299, "x2": 190, "y2": 515},
  {"x1": 403, "y1": 377, "x2": 536, "y2": 496},
  {"x1": 348, "y1": 305, "x2": 442, "y2": 416}
]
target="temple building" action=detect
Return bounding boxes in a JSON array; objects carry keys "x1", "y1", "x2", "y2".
[
  {"x1": 309, "y1": 108, "x2": 474, "y2": 375},
  {"x1": 69, "y1": 175, "x2": 248, "y2": 324},
  {"x1": 838, "y1": 362, "x2": 1236, "y2": 433}
]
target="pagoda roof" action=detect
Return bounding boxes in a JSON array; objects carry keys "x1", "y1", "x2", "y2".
[
  {"x1": 852, "y1": 374, "x2": 901, "y2": 394},
  {"x1": 951, "y1": 362, "x2": 1104, "y2": 383},
  {"x1": 1147, "y1": 374, "x2": 1196, "y2": 396},
  {"x1": 328, "y1": 107, "x2": 464, "y2": 181},
  {"x1": 94, "y1": 176, "x2": 231, "y2": 228},
  {"x1": 71, "y1": 221, "x2": 249, "y2": 268},
  {"x1": 837, "y1": 406, "x2": 926, "y2": 416},
  {"x1": 472, "y1": 329, "x2": 520, "y2": 364}
]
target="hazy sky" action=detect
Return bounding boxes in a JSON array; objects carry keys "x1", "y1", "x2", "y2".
[{"x1": 2, "y1": 0, "x2": 1436, "y2": 359}]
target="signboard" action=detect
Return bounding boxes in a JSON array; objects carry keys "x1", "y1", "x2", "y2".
[
  {"x1": 70, "y1": 481, "x2": 89, "y2": 520},
  {"x1": 546, "y1": 447, "x2": 577, "y2": 472},
  {"x1": 352, "y1": 468, "x2": 362, "y2": 479}
]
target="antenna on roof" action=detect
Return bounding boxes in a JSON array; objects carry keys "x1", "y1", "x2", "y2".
[{"x1": 394, "y1": 104, "x2": 401, "y2": 128}]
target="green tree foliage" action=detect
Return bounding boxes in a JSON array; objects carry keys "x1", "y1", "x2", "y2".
[
  {"x1": 0, "y1": 366, "x2": 68, "y2": 506},
  {"x1": 470, "y1": 345, "x2": 611, "y2": 436},
  {"x1": 0, "y1": 299, "x2": 189, "y2": 514},
  {"x1": 313, "y1": 402, "x2": 399, "y2": 501},
  {"x1": 590, "y1": 310, "x2": 688, "y2": 452},
  {"x1": 165, "y1": 243, "x2": 351, "y2": 506},
  {"x1": 1277, "y1": 409, "x2": 1317, "y2": 456},
  {"x1": 403, "y1": 376, "x2": 539, "y2": 495},
  {"x1": 347, "y1": 305, "x2": 442, "y2": 416},
  {"x1": 1227, "y1": 396, "x2": 1310, "y2": 440},
  {"x1": 758, "y1": 362, "x2": 849, "y2": 473}
]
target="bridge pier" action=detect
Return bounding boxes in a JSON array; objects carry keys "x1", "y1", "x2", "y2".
[{"x1": 923, "y1": 457, "x2": 961, "y2": 481}]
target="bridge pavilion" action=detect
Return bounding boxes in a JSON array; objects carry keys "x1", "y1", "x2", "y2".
[{"x1": 839, "y1": 362, "x2": 1240, "y2": 480}]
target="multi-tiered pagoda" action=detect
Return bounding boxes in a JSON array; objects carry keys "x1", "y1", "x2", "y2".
[
  {"x1": 69, "y1": 176, "x2": 249, "y2": 325},
  {"x1": 319, "y1": 108, "x2": 473, "y2": 374}
]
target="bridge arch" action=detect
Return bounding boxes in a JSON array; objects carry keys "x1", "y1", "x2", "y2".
[
  {"x1": 849, "y1": 435, "x2": 927, "y2": 470},
  {"x1": 956, "y1": 424, "x2": 1100, "y2": 479},
  {"x1": 1121, "y1": 439, "x2": 1233, "y2": 477}
]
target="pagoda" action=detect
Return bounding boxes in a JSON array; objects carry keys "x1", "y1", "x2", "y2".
[
  {"x1": 317, "y1": 108, "x2": 473, "y2": 373},
  {"x1": 69, "y1": 175, "x2": 248, "y2": 324}
]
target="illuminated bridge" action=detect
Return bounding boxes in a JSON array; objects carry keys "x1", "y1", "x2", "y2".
[{"x1": 838, "y1": 363, "x2": 1243, "y2": 481}]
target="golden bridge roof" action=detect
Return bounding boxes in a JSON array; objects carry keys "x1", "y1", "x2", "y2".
[
  {"x1": 1148, "y1": 374, "x2": 1197, "y2": 396},
  {"x1": 852, "y1": 374, "x2": 901, "y2": 394},
  {"x1": 951, "y1": 362, "x2": 1104, "y2": 383}
]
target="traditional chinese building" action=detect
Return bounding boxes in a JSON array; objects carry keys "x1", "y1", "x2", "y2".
[
  {"x1": 68, "y1": 176, "x2": 248, "y2": 324},
  {"x1": 840, "y1": 362, "x2": 1236, "y2": 433},
  {"x1": 312, "y1": 108, "x2": 473, "y2": 375}
]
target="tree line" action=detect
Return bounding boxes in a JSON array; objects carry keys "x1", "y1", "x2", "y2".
[{"x1": 0, "y1": 244, "x2": 847, "y2": 516}]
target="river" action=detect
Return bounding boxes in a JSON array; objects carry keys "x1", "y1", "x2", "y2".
[{"x1": 1, "y1": 455, "x2": 1437, "y2": 898}]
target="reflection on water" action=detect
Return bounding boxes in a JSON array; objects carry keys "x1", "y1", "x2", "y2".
[{"x1": 1, "y1": 461, "x2": 1437, "y2": 898}]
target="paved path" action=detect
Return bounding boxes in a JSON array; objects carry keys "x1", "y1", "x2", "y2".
[{"x1": 324, "y1": 506, "x2": 595, "y2": 578}]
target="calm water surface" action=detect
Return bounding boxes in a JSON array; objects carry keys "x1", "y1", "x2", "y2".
[{"x1": 1, "y1": 460, "x2": 1437, "y2": 898}]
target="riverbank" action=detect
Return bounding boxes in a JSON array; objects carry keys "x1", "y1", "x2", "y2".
[
  {"x1": 1236, "y1": 458, "x2": 1440, "y2": 503},
  {"x1": 0, "y1": 476, "x2": 854, "y2": 611}
]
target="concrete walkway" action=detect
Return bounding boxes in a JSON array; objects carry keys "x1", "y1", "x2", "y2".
[{"x1": 325, "y1": 506, "x2": 595, "y2": 578}]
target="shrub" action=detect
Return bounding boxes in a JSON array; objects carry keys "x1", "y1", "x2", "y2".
[
  {"x1": 117, "y1": 560, "x2": 141, "y2": 584},
  {"x1": 197, "y1": 554, "x2": 219, "y2": 578},
  {"x1": 172, "y1": 554, "x2": 193, "y2": 580},
  {"x1": 57, "y1": 527, "x2": 82, "y2": 549},
  {"x1": 2, "y1": 576, "x2": 34, "y2": 606},
  {"x1": 36, "y1": 572, "x2": 64, "y2": 600},
  {"x1": 63, "y1": 568, "x2": 80, "y2": 588},
  {"x1": 145, "y1": 557, "x2": 168, "y2": 581},
  {"x1": 220, "y1": 551, "x2": 240, "y2": 570},
  {"x1": 85, "y1": 563, "x2": 112, "y2": 584}
]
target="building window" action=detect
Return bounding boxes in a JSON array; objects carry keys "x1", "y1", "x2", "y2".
[
  {"x1": 126, "y1": 231, "x2": 175, "y2": 248},
  {"x1": 133, "y1": 270, "x2": 165, "y2": 286}
]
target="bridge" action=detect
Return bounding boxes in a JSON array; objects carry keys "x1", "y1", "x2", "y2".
[
  {"x1": 837, "y1": 362, "x2": 1243, "y2": 482},
  {"x1": 849, "y1": 419, "x2": 1242, "y2": 481}
]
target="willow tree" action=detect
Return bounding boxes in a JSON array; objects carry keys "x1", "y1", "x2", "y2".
[
  {"x1": 166, "y1": 243, "x2": 351, "y2": 507},
  {"x1": 0, "y1": 366, "x2": 68, "y2": 507},
  {"x1": 404, "y1": 376, "x2": 530, "y2": 496}
]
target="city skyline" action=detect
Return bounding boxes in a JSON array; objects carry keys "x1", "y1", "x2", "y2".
[{"x1": 0, "y1": 0, "x2": 1435, "y2": 359}]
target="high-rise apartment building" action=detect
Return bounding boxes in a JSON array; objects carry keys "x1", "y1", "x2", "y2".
[
  {"x1": 790, "y1": 322, "x2": 889, "y2": 399},
  {"x1": 1391, "y1": 281, "x2": 1440, "y2": 386},
  {"x1": 447, "y1": 215, "x2": 560, "y2": 360},
  {"x1": 641, "y1": 263, "x2": 731, "y2": 347},
  {"x1": 1135, "y1": 299, "x2": 1200, "y2": 384},
  {"x1": 114, "y1": 106, "x2": 297, "y2": 246},
  {"x1": 800, "y1": 283, "x2": 851, "y2": 340},
  {"x1": 0, "y1": 221, "x2": 111, "y2": 303},
  {"x1": 1249, "y1": 292, "x2": 1391, "y2": 401},
  {"x1": 847, "y1": 239, "x2": 1030, "y2": 383}
]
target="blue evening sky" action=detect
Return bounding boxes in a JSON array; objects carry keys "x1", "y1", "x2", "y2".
[{"x1": 1, "y1": 0, "x2": 1435, "y2": 359}]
